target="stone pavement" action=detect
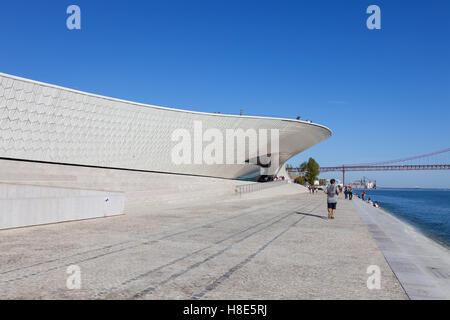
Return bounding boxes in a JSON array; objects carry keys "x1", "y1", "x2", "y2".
[
  {"x1": 354, "y1": 199, "x2": 450, "y2": 299},
  {"x1": 0, "y1": 189, "x2": 407, "y2": 299}
]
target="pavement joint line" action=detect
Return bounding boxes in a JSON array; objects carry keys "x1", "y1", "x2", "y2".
[
  {"x1": 154, "y1": 199, "x2": 292, "y2": 241},
  {"x1": 0, "y1": 201, "x2": 313, "y2": 284},
  {"x1": 131, "y1": 203, "x2": 320, "y2": 299},
  {"x1": 93, "y1": 202, "x2": 316, "y2": 298},
  {"x1": 0, "y1": 198, "x2": 295, "y2": 278},
  {"x1": 192, "y1": 213, "x2": 311, "y2": 299}
]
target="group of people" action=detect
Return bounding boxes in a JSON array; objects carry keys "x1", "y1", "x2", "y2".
[
  {"x1": 359, "y1": 191, "x2": 366, "y2": 200},
  {"x1": 355, "y1": 191, "x2": 379, "y2": 206},
  {"x1": 295, "y1": 116, "x2": 312, "y2": 123},
  {"x1": 258, "y1": 175, "x2": 286, "y2": 182},
  {"x1": 365, "y1": 197, "x2": 380, "y2": 208},
  {"x1": 343, "y1": 186, "x2": 353, "y2": 200},
  {"x1": 324, "y1": 180, "x2": 381, "y2": 220},
  {"x1": 307, "y1": 185, "x2": 318, "y2": 193}
]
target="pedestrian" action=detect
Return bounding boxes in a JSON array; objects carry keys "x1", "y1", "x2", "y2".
[
  {"x1": 349, "y1": 186, "x2": 353, "y2": 200},
  {"x1": 324, "y1": 179, "x2": 339, "y2": 219},
  {"x1": 344, "y1": 186, "x2": 348, "y2": 199}
]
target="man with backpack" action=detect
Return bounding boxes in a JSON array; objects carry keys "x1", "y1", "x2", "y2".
[{"x1": 325, "y1": 179, "x2": 339, "y2": 219}]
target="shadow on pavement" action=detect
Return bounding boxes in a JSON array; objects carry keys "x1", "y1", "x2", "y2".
[{"x1": 295, "y1": 212, "x2": 327, "y2": 220}]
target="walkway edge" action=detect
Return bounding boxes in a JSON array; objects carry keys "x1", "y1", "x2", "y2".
[{"x1": 353, "y1": 199, "x2": 450, "y2": 300}]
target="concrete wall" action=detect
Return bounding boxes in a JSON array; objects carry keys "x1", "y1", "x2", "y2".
[
  {"x1": 0, "y1": 182, "x2": 125, "y2": 230},
  {"x1": 0, "y1": 159, "x2": 252, "y2": 214}
]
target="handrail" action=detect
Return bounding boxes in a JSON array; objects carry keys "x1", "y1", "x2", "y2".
[{"x1": 234, "y1": 180, "x2": 288, "y2": 196}]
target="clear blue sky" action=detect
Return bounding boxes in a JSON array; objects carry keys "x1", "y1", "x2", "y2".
[{"x1": 1, "y1": 0, "x2": 449, "y2": 187}]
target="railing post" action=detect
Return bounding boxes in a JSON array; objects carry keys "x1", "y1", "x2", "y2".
[{"x1": 342, "y1": 165, "x2": 345, "y2": 186}]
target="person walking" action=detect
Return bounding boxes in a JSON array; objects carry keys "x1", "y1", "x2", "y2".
[
  {"x1": 348, "y1": 186, "x2": 353, "y2": 200},
  {"x1": 325, "y1": 179, "x2": 339, "y2": 219},
  {"x1": 344, "y1": 186, "x2": 348, "y2": 199}
]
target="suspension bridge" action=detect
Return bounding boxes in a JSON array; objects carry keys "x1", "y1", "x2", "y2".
[{"x1": 287, "y1": 148, "x2": 450, "y2": 185}]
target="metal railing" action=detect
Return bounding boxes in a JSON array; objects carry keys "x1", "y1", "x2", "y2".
[{"x1": 234, "y1": 180, "x2": 288, "y2": 196}]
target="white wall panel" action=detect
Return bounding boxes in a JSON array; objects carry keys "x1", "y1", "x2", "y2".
[
  {"x1": 0, "y1": 73, "x2": 331, "y2": 179},
  {"x1": 0, "y1": 183, "x2": 125, "y2": 230}
]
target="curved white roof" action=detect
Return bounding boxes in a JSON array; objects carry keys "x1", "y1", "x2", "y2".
[{"x1": 0, "y1": 72, "x2": 331, "y2": 179}]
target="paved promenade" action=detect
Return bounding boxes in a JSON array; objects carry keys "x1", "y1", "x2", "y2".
[
  {"x1": 354, "y1": 199, "x2": 450, "y2": 299},
  {"x1": 0, "y1": 189, "x2": 407, "y2": 299}
]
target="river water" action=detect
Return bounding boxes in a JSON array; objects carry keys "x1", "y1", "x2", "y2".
[{"x1": 353, "y1": 188, "x2": 450, "y2": 248}]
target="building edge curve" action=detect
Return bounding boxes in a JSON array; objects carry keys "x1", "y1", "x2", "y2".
[{"x1": 0, "y1": 72, "x2": 332, "y2": 180}]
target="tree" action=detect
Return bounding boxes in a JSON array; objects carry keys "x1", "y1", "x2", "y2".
[
  {"x1": 299, "y1": 158, "x2": 320, "y2": 186},
  {"x1": 294, "y1": 176, "x2": 306, "y2": 185}
]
